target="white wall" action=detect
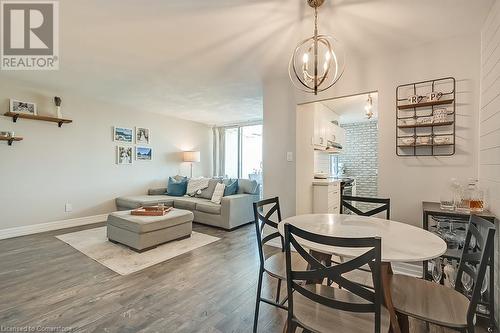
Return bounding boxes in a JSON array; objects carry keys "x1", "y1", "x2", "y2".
[
  {"x1": 480, "y1": 0, "x2": 500, "y2": 218},
  {"x1": 0, "y1": 79, "x2": 212, "y2": 230},
  {"x1": 262, "y1": 79, "x2": 296, "y2": 218},
  {"x1": 480, "y1": 0, "x2": 500, "y2": 324},
  {"x1": 264, "y1": 33, "x2": 481, "y2": 225}
]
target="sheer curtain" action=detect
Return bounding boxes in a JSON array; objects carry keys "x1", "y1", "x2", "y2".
[{"x1": 212, "y1": 127, "x2": 225, "y2": 177}]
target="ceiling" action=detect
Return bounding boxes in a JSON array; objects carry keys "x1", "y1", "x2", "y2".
[
  {"x1": 1, "y1": 0, "x2": 493, "y2": 125},
  {"x1": 321, "y1": 92, "x2": 378, "y2": 123}
]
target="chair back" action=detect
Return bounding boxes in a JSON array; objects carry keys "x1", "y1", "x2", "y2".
[
  {"x1": 454, "y1": 215, "x2": 496, "y2": 324},
  {"x1": 253, "y1": 197, "x2": 283, "y2": 268},
  {"x1": 341, "y1": 195, "x2": 391, "y2": 220},
  {"x1": 284, "y1": 223, "x2": 383, "y2": 333}
]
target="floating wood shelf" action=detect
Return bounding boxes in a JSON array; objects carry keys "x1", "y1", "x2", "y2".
[
  {"x1": 397, "y1": 121, "x2": 454, "y2": 129},
  {"x1": 0, "y1": 136, "x2": 23, "y2": 146},
  {"x1": 4, "y1": 111, "x2": 72, "y2": 127},
  {"x1": 397, "y1": 99, "x2": 454, "y2": 110}
]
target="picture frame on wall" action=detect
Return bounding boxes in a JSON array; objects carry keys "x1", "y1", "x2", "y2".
[
  {"x1": 135, "y1": 127, "x2": 150, "y2": 145},
  {"x1": 136, "y1": 146, "x2": 152, "y2": 161},
  {"x1": 116, "y1": 146, "x2": 133, "y2": 165},
  {"x1": 113, "y1": 126, "x2": 133, "y2": 143},
  {"x1": 10, "y1": 99, "x2": 37, "y2": 116}
]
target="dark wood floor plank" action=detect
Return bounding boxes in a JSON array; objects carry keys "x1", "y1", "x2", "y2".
[{"x1": 0, "y1": 222, "x2": 488, "y2": 333}]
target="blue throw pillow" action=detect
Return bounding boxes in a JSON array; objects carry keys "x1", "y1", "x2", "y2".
[
  {"x1": 223, "y1": 179, "x2": 238, "y2": 196},
  {"x1": 167, "y1": 176, "x2": 188, "y2": 196}
]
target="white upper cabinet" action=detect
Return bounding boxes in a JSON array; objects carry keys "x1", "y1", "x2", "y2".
[{"x1": 312, "y1": 104, "x2": 343, "y2": 150}]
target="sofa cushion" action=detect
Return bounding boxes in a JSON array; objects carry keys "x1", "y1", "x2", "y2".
[
  {"x1": 116, "y1": 195, "x2": 174, "y2": 210},
  {"x1": 223, "y1": 179, "x2": 238, "y2": 196},
  {"x1": 107, "y1": 209, "x2": 193, "y2": 233},
  {"x1": 237, "y1": 179, "x2": 259, "y2": 194},
  {"x1": 167, "y1": 176, "x2": 188, "y2": 196},
  {"x1": 197, "y1": 178, "x2": 221, "y2": 199},
  {"x1": 173, "y1": 197, "x2": 207, "y2": 210},
  {"x1": 196, "y1": 201, "x2": 222, "y2": 215},
  {"x1": 186, "y1": 177, "x2": 210, "y2": 196}
]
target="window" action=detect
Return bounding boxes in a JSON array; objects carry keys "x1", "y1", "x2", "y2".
[
  {"x1": 218, "y1": 124, "x2": 263, "y2": 187},
  {"x1": 224, "y1": 127, "x2": 239, "y2": 179}
]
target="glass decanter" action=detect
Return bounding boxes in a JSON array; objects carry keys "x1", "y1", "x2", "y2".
[{"x1": 468, "y1": 179, "x2": 484, "y2": 213}]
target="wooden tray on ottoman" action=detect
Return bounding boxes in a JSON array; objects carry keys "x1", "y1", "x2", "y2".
[{"x1": 131, "y1": 206, "x2": 172, "y2": 216}]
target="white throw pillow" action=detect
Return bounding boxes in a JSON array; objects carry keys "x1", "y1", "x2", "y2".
[
  {"x1": 186, "y1": 177, "x2": 210, "y2": 196},
  {"x1": 211, "y1": 183, "x2": 225, "y2": 204}
]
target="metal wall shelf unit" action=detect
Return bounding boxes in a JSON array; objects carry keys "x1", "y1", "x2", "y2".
[{"x1": 396, "y1": 77, "x2": 456, "y2": 156}]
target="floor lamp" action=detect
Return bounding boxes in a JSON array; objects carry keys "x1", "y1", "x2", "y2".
[{"x1": 183, "y1": 151, "x2": 200, "y2": 178}]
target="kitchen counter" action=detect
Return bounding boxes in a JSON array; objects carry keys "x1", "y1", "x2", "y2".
[{"x1": 312, "y1": 178, "x2": 342, "y2": 186}]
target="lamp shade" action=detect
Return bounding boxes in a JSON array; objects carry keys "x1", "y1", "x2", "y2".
[{"x1": 183, "y1": 151, "x2": 200, "y2": 162}]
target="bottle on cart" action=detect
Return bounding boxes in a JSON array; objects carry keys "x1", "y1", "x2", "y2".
[
  {"x1": 468, "y1": 179, "x2": 484, "y2": 213},
  {"x1": 455, "y1": 180, "x2": 470, "y2": 212}
]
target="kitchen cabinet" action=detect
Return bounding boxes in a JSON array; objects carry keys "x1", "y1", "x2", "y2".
[
  {"x1": 313, "y1": 106, "x2": 344, "y2": 150},
  {"x1": 313, "y1": 107, "x2": 327, "y2": 149},
  {"x1": 312, "y1": 180, "x2": 341, "y2": 213}
]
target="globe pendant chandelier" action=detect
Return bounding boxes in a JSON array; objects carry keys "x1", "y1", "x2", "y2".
[{"x1": 289, "y1": 0, "x2": 345, "y2": 95}]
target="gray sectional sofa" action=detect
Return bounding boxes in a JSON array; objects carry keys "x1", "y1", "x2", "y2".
[{"x1": 115, "y1": 179, "x2": 260, "y2": 230}]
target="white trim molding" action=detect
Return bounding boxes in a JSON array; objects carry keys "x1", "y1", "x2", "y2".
[{"x1": 0, "y1": 214, "x2": 108, "y2": 240}]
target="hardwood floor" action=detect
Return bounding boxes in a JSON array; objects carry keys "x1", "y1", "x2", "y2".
[{"x1": 0, "y1": 222, "x2": 489, "y2": 333}]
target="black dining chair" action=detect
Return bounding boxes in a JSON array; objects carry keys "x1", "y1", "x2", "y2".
[
  {"x1": 252, "y1": 197, "x2": 306, "y2": 333},
  {"x1": 341, "y1": 195, "x2": 391, "y2": 219},
  {"x1": 337, "y1": 195, "x2": 391, "y2": 288},
  {"x1": 283, "y1": 222, "x2": 390, "y2": 333},
  {"x1": 389, "y1": 215, "x2": 496, "y2": 333}
]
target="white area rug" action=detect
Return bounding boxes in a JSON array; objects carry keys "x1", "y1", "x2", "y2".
[{"x1": 56, "y1": 227, "x2": 220, "y2": 275}]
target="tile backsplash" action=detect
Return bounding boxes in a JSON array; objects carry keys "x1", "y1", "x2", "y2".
[{"x1": 314, "y1": 151, "x2": 330, "y2": 174}]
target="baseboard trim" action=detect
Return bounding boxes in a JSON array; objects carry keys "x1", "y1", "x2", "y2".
[{"x1": 0, "y1": 214, "x2": 109, "y2": 240}]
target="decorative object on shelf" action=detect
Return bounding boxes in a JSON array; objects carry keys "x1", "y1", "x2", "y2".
[
  {"x1": 433, "y1": 107, "x2": 449, "y2": 123},
  {"x1": 407, "y1": 95, "x2": 424, "y2": 104},
  {"x1": 288, "y1": 0, "x2": 345, "y2": 95},
  {"x1": 54, "y1": 96, "x2": 62, "y2": 118},
  {"x1": 136, "y1": 146, "x2": 152, "y2": 161},
  {"x1": 0, "y1": 131, "x2": 12, "y2": 138},
  {"x1": 416, "y1": 116, "x2": 433, "y2": 125},
  {"x1": 183, "y1": 151, "x2": 200, "y2": 178},
  {"x1": 396, "y1": 77, "x2": 456, "y2": 156},
  {"x1": 399, "y1": 118, "x2": 416, "y2": 126},
  {"x1": 135, "y1": 127, "x2": 150, "y2": 145},
  {"x1": 416, "y1": 136, "x2": 431, "y2": 145},
  {"x1": 9, "y1": 99, "x2": 37, "y2": 115},
  {"x1": 113, "y1": 126, "x2": 133, "y2": 143},
  {"x1": 116, "y1": 146, "x2": 133, "y2": 165},
  {"x1": 433, "y1": 135, "x2": 453, "y2": 145},
  {"x1": 365, "y1": 94, "x2": 374, "y2": 119},
  {"x1": 400, "y1": 137, "x2": 415, "y2": 146},
  {"x1": 427, "y1": 91, "x2": 443, "y2": 101}
]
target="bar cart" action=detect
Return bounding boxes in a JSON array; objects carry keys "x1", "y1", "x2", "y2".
[{"x1": 422, "y1": 202, "x2": 497, "y2": 332}]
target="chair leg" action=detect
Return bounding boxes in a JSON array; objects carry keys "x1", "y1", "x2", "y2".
[
  {"x1": 253, "y1": 269, "x2": 264, "y2": 333},
  {"x1": 276, "y1": 278, "x2": 282, "y2": 303},
  {"x1": 396, "y1": 313, "x2": 409, "y2": 333}
]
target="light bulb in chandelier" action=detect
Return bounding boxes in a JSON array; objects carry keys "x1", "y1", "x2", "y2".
[{"x1": 289, "y1": 1, "x2": 346, "y2": 95}]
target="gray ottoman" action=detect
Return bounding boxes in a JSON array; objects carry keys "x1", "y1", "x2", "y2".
[{"x1": 107, "y1": 209, "x2": 194, "y2": 252}]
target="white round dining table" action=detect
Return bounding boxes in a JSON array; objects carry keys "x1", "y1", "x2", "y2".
[
  {"x1": 278, "y1": 213, "x2": 447, "y2": 333},
  {"x1": 278, "y1": 214, "x2": 447, "y2": 262}
]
